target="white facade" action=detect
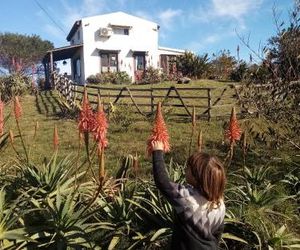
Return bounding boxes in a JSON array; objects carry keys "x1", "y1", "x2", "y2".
[{"x1": 67, "y1": 12, "x2": 184, "y2": 84}]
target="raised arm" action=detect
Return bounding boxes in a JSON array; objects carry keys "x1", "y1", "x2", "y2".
[{"x1": 152, "y1": 141, "x2": 191, "y2": 208}]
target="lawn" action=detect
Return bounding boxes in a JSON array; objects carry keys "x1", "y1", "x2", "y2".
[
  {"x1": 74, "y1": 79, "x2": 240, "y2": 118},
  {"x1": 1, "y1": 80, "x2": 298, "y2": 177},
  {"x1": 1, "y1": 81, "x2": 299, "y2": 249}
]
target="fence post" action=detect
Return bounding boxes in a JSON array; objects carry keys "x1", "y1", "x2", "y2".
[
  {"x1": 150, "y1": 88, "x2": 154, "y2": 113},
  {"x1": 207, "y1": 88, "x2": 212, "y2": 122}
]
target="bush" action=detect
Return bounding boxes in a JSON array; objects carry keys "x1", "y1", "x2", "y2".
[
  {"x1": 110, "y1": 103, "x2": 135, "y2": 131},
  {"x1": 87, "y1": 71, "x2": 131, "y2": 84},
  {"x1": 176, "y1": 52, "x2": 210, "y2": 79},
  {"x1": 141, "y1": 66, "x2": 162, "y2": 84},
  {"x1": 230, "y1": 61, "x2": 248, "y2": 82},
  {"x1": 209, "y1": 50, "x2": 237, "y2": 81},
  {"x1": 0, "y1": 73, "x2": 30, "y2": 101},
  {"x1": 113, "y1": 71, "x2": 131, "y2": 84}
]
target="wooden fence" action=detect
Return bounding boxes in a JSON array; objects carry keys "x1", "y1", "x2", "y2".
[{"x1": 52, "y1": 72, "x2": 240, "y2": 121}]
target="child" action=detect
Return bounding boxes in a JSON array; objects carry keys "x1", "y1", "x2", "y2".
[{"x1": 151, "y1": 141, "x2": 226, "y2": 250}]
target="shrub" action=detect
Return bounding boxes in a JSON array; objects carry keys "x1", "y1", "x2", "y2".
[
  {"x1": 114, "y1": 71, "x2": 131, "y2": 84},
  {"x1": 209, "y1": 50, "x2": 237, "y2": 81},
  {"x1": 176, "y1": 52, "x2": 210, "y2": 79},
  {"x1": 0, "y1": 73, "x2": 29, "y2": 101},
  {"x1": 141, "y1": 66, "x2": 162, "y2": 84},
  {"x1": 110, "y1": 103, "x2": 135, "y2": 131},
  {"x1": 87, "y1": 71, "x2": 131, "y2": 84},
  {"x1": 230, "y1": 61, "x2": 248, "y2": 82}
]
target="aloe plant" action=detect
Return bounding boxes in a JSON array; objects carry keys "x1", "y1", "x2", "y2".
[
  {"x1": 27, "y1": 190, "x2": 114, "y2": 249},
  {"x1": 0, "y1": 187, "x2": 34, "y2": 249},
  {"x1": 267, "y1": 225, "x2": 300, "y2": 249},
  {"x1": 20, "y1": 154, "x2": 79, "y2": 197}
]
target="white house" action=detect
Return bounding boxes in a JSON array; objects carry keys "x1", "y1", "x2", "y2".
[{"x1": 43, "y1": 11, "x2": 185, "y2": 85}]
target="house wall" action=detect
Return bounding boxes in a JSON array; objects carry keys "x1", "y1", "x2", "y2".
[
  {"x1": 75, "y1": 12, "x2": 159, "y2": 83},
  {"x1": 69, "y1": 25, "x2": 85, "y2": 83}
]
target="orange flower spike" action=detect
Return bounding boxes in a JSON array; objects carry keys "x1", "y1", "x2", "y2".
[
  {"x1": 78, "y1": 87, "x2": 95, "y2": 133},
  {"x1": 0, "y1": 99, "x2": 4, "y2": 136},
  {"x1": 225, "y1": 107, "x2": 241, "y2": 144},
  {"x1": 53, "y1": 125, "x2": 59, "y2": 150},
  {"x1": 147, "y1": 102, "x2": 170, "y2": 156},
  {"x1": 13, "y1": 96, "x2": 22, "y2": 120},
  {"x1": 94, "y1": 95, "x2": 108, "y2": 150}
]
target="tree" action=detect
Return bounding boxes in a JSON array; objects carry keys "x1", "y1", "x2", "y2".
[
  {"x1": 176, "y1": 52, "x2": 210, "y2": 79},
  {"x1": 267, "y1": 0, "x2": 300, "y2": 82},
  {"x1": 237, "y1": 1, "x2": 300, "y2": 148},
  {"x1": 0, "y1": 33, "x2": 54, "y2": 74},
  {"x1": 209, "y1": 50, "x2": 237, "y2": 80}
]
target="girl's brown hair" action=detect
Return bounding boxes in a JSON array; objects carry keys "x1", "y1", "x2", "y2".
[{"x1": 187, "y1": 152, "x2": 226, "y2": 207}]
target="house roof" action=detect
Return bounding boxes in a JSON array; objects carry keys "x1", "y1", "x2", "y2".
[
  {"x1": 84, "y1": 11, "x2": 158, "y2": 26},
  {"x1": 158, "y1": 46, "x2": 185, "y2": 55},
  {"x1": 66, "y1": 20, "x2": 81, "y2": 41},
  {"x1": 66, "y1": 11, "x2": 159, "y2": 42},
  {"x1": 43, "y1": 44, "x2": 83, "y2": 63}
]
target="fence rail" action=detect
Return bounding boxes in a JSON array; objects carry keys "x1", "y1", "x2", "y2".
[
  {"x1": 73, "y1": 85, "x2": 226, "y2": 121},
  {"x1": 52, "y1": 72, "x2": 240, "y2": 121}
]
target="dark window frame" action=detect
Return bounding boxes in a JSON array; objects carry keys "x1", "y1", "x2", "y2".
[{"x1": 100, "y1": 51, "x2": 119, "y2": 72}]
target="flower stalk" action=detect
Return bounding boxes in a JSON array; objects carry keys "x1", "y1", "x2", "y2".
[
  {"x1": 94, "y1": 95, "x2": 108, "y2": 186},
  {"x1": 188, "y1": 106, "x2": 196, "y2": 156},
  {"x1": 13, "y1": 96, "x2": 29, "y2": 163},
  {"x1": 197, "y1": 130, "x2": 203, "y2": 152},
  {"x1": 78, "y1": 87, "x2": 97, "y2": 180},
  {"x1": 0, "y1": 99, "x2": 4, "y2": 136},
  {"x1": 224, "y1": 107, "x2": 241, "y2": 166},
  {"x1": 53, "y1": 124, "x2": 59, "y2": 151},
  {"x1": 147, "y1": 102, "x2": 170, "y2": 156}
]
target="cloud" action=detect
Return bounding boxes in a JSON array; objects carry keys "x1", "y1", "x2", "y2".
[
  {"x1": 212, "y1": 0, "x2": 263, "y2": 19},
  {"x1": 134, "y1": 10, "x2": 155, "y2": 22},
  {"x1": 158, "y1": 9, "x2": 183, "y2": 30},
  {"x1": 204, "y1": 34, "x2": 220, "y2": 43},
  {"x1": 190, "y1": 0, "x2": 263, "y2": 31},
  {"x1": 44, "y1": 24, "x2": 65, "y2": 39},
  {"x1": 60, "y1": 0, "x2": 109, "y2": 28},
  {"x1": 36, "y1": 0, "x2": 111, "y2": 43},
  {"x1": 186, "y1": 34, "x2": 221, "y2": 53}
]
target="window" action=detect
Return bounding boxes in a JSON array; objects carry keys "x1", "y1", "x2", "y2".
[
  {"x1": 77, "y1": 30, "x2": 80, "y2": 40},
  {"x1": 113, "y1": 27, "x2": 130, "y2": 35},
  {"x1": 76, "y1": 59, "x2": 81, "y2": 77},
  {"x1": 100, "y1": 53, "x2": 118, "y2": 72},
  {"x1": 73, "y1": 58, "x2": 81, "y2": 82},
  {"x1": 135, "y1": 55, "x2": 145, "y2": 71}
]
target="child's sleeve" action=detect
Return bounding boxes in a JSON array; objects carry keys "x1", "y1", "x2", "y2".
[{"x1": 152, "y1": 150, "x2": 191, "y2": 209}]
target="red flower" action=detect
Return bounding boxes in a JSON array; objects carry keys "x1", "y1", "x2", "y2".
[
  {"x1": 94, "y1": 99, "x2": 108, "y2": 150},
  {"x1": 13, "y1": 96, "x2": 22, "y2": 120},
  {"x1": 147, "y1": 102, "x2": 170, "y2": 155},
  {"x1": 53, "y1": 125, "x2": 59, "y2": 150},
  {"x1": 0, "y1": 99, "x2": 4, "y2": 136},
  {"x1": 78, "y1": 88, "x2": 95, "y2": 133},
  {"x1": 225, "y1": 107, "x2": 241, "y2": 143}
]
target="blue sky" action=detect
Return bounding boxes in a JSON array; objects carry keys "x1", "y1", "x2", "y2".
[{"x1": 0, "y1": 0, "x2": 295, "y2": 62}]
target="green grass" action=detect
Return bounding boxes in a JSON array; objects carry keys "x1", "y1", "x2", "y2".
[
  {"x1": 75, "y1": 79, "x2": 240, "y2": 118},
  {"x1": 1, "y1": 82, "x2": 299, "y2": 178}
]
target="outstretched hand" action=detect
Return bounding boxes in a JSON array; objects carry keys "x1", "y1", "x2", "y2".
[{"x1": 151, "y1": 141, "x2": 164, "y2": 151}]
